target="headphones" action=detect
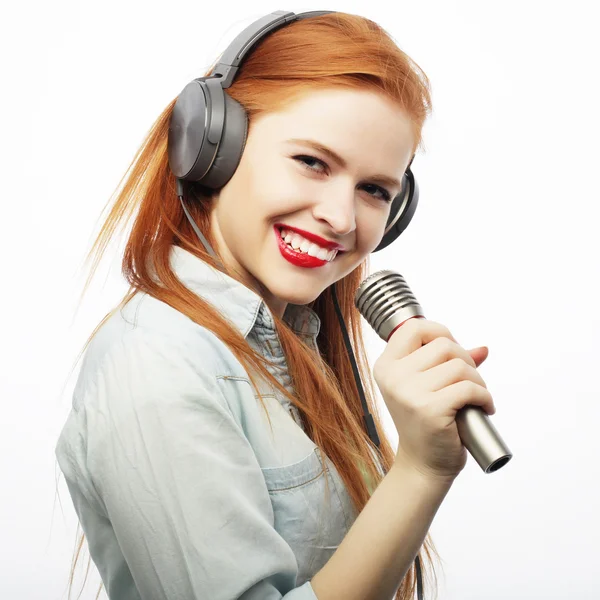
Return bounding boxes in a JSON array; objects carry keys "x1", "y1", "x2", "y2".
[{"x1": 167, "y1": 9, "x2": 419, "y2": 253}]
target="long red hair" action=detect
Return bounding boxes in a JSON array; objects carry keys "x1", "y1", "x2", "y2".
[{"x1": 62, "y1": 12, "x2": 441, "y2": 600}]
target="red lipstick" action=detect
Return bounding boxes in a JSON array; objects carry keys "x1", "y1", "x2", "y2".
[{"x1": 274, "y1": 226, "x2": 337, "y2": 268}]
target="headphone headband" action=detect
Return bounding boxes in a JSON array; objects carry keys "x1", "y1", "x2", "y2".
[{"x1": 210, "y1": 11, "x2": 335, "y2": 88}]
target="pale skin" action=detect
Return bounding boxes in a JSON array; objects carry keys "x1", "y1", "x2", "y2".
[{"x1": 207, "y1": 87, "x2": 416, "y2": 319}]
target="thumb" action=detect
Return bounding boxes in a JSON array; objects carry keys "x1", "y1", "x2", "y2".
[{"x1": 468, "y1": 346, "x2": 489, "y2": 368}]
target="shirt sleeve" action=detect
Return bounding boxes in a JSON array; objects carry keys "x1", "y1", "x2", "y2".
[{"x1": 83, "y1": 330, "x2": 319, "y2": 600}]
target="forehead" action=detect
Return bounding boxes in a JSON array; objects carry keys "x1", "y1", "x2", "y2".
[{"x1": 253, "y1": 87, "x2": 414, "y2": 163}]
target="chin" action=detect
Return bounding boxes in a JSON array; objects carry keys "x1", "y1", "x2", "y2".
[
  {"x1": 267, "y1": 283, "x2": 323, "y2": 307},
  {"x1": 282, "y1": 290, "x2": 321, "y2": 306}
]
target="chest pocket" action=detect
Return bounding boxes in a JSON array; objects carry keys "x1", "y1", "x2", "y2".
[
  {"x1": 216, "y1": 373, "x2": 358, "y2": 584},
  {"x1": 260, "y1": 447, "x2": 356, "y2": 586}
]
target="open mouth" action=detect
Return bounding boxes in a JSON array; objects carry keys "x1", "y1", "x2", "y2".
[{"x1": 275, "y1": 226, "x2": 341, "y2": 261}]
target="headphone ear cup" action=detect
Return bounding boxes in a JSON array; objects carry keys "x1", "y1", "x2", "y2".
[
  {"x1": 373, "y1": 169, "x2": 419, "y2": 252},
  {"x1": 199, "y1": 92, "x2": 249, "y2": 190},
  {"x1": 168, "y1": 80, "x2": 209, "y2": 181}
]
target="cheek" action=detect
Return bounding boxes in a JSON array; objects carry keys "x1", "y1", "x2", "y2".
[
  {"x1": 246, "y1": 160, "x2": 299, "y2": 213},
  {"x1": 355, "y1": 210, "x2": 389, "y2": 249},
  {"x1": 260, "y1": 182, "x2": 307, "y2": 217}
]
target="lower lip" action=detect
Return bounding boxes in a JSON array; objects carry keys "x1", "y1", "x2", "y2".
[{"x1": 275, "y1": 227, "x2": 336, "y2": 268}]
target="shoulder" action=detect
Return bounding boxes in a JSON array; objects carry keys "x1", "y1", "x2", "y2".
[{"x1": 75, "y1": 291, "x2": 248, "y2": 398}]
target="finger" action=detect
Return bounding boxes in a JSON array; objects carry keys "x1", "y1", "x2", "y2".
[
  {"x1": 421, "y1": 358, "x2": 488, "y2": 393},
  {"x1": 384, "y1": 318, "x2": 458, "y2": 363},
  {"x1": 401, "y1": 335, "x2": 477, "y2": 374},
  {"x1": 469, "y1": 346, "x2": 489, "y2": 368}
]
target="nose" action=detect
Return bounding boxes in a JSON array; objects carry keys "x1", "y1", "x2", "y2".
[{"x1": 311, "y1": 184, "x2": 357, "y2": 238}]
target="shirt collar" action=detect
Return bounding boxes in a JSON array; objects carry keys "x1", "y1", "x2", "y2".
[{"x1": 169, "y1": 245, "x2": 321, "y2": 340}]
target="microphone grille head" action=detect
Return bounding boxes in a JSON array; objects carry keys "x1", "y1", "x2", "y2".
[{"x1": 354, "y1": 270, "x2": 425, "y2": 341}]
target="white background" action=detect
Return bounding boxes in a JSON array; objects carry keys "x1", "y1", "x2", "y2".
[{"x1": 2, "y1": 0, "x2": 599, "y2": 598}]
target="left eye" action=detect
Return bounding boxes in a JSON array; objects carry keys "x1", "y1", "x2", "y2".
[
  {"x1": 293, "y1": 155, "x2": 392, "y2": 202},
  {"x1": 295, "y1": 155, "x2": 326, "y2": 171}
]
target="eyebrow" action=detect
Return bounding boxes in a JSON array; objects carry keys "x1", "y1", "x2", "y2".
[{"x1": 285, "y1": 137, "x2": 402, "y2": 191}]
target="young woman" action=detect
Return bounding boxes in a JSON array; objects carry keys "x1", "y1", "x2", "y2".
[{"x1": 56, "y1": 10, "x2": 493, "y2": 600}]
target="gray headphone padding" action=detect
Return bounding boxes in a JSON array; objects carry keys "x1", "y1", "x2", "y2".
[{"x1": 199, "y1": 92, "x2": 249, "y2": 189}]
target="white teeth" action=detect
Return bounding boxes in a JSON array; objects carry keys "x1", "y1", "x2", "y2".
[
  {"x1": 312, "y1": 246, "x2": 329, "y2": 260},
  {"x1": 279, "y1": 228, "x2": 338, "y2": 262}
]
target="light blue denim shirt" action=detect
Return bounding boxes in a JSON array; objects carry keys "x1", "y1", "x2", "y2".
[{"x1": 55, "y1": 245, "x2": 363, "y2": 600}]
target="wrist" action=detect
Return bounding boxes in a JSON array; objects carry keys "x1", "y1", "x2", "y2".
[{"x1": 391, "y1": 452, "x2": 458, "y2": 487}]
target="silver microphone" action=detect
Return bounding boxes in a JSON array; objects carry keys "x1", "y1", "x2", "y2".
[{"x1": 355, "y1": 269, "x2": 513, "y2": 474}]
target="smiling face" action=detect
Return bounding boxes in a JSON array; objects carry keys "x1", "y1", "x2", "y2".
[{"x1": 208, "y1": 87, "x2": 415, "y2": 319}]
